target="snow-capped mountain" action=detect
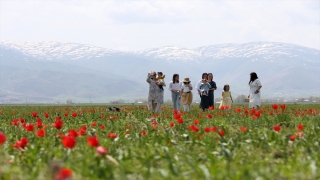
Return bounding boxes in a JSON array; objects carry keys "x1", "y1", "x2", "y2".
[
  {"x1": 0, "y1": 41, "x2": 125, "y2": 61},
  {"x1": 0, "y1": 41, "x2": 319, "y2": 103},
  {"x1": 1, "y1": 41, "x2": 318, "y2": 63}
]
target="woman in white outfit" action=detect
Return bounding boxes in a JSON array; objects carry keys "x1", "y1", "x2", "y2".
[
  {"x1": 248, "y1": 72, "x2": 262, "y2": 110},
  {"x1": 169, "y1": 74, "x2": 182, "y2": 111}
]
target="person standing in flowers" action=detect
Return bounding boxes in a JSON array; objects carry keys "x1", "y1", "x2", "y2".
[
  {"x1": 169, "y1": 74, "x2": 182, "y2": 112},
  {"x1": 219, "y1": 84, "x2": 233, "y2": 109},
  {"x1": 198, "y1": 77, "x2": 211, "y2": 111},
  {"x1": 248, "y1": 72, "x2": 262, "y2": 110},
  {"x1": 179, "y1": 77, "x2": 193, "y2": 112},
  {"x1": 146, "y1": 71, "x2": 166, "y2": 113},
  {"x1": 207, "y1": 73, "x2": 217, "y2": 108}
]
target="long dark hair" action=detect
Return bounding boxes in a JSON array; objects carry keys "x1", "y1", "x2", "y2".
[
  {"x1": 207, "y1": 73, "x2": 213, "y2": 81},
  {"x1": 202, "y1": 73, "x2": 208, "y2": 79},
  {"x1": 172, "y1": 74, "x2": 179, "y2": 83},
  {"x1": 249, "y1": 72, "x2": 258, "y2": 85}
]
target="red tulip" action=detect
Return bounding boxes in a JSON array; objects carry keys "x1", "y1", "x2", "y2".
[
  {"x1": 62, "y1": 136, "x2": 76, "y2": 149},
  {"x1": 273, "y1": 125, "x2": 281, "y2": 132},
  {"x1": 55, "y1": 168, "x2": 72, "y2": 180},
  {"x1": 297, "y1": 124, "x2": 304, "y2": 131},
  {"x1": 36, "y1": 129, "x2": 46, "y2": 138},
  {"x1": 169, "y1": 122, "x2": 175, "y2": 127},
  {"x1": 280, "y1": 104, "x2": 287, "y2": 110},
  {"x1": 0, "y1": 132, "x2": 6, "y2": 145},
  {"x1": 87, "y1": 136, "x2": 99, "y2": 147},
  {"x1": 107, "y1": 133, "x2": 117, "y2": 139},
  {"x1": 272, "y1": 104, "x2": 278, "y2": 110},
  {"x1": 240, "y1": 127, "x2": 248, "y2": 132},
  {"x1": 13, "y1": 137, "x2": 28, "y2": 149}
]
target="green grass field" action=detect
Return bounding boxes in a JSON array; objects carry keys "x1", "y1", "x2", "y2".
[{"x1": 0, "y1": 104, "x2": 319, "y2": 180}]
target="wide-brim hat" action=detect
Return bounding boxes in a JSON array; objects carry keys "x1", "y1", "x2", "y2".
[{"x1": 183, "y1": 77, "x2": 191, "y2": 83}]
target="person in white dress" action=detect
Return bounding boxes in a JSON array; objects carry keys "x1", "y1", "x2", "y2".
[{"x1": 248, "y1": 72, "x2": 262, "y2": 110}]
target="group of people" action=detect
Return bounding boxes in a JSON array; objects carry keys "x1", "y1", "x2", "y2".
[{"x1": 146, "y1": 71, "x2": 262, "y2": 113}]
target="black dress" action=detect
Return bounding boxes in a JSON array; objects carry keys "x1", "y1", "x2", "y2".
[{"x1": 208, "y1": 81, "x2": 217, "y2": 107}]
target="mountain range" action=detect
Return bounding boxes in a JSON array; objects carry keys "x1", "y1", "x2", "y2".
[{"x1": 0, "y1": 41, "x2": 319, "y2": 103}]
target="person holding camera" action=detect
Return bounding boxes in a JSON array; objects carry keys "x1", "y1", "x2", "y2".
[
  {"x1": 169, "y1": 74, "x2": 182, "y2": 112},
  {"x1": 146, "y1": 71, "x2": 166, "y2": 113}
]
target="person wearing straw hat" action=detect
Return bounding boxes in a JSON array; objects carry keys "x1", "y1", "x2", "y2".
[{"x1": 179, "y1": 77, "x2": 193, "y2": 112}]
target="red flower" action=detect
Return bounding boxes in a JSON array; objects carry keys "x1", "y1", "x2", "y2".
[
  {"x1": 188, "y1": 125, "x2": 199, "y2": 132},
  {"x1": 36, "y1": 129, "x2": 46, "y2": 137},
  {"x1": 78, "y1": 125, "x2": 87, "y2": 136},
  {"x1": 55, "y1": 168, "x2": 72, "y2": 180},
  {"x1": 209, "y1": 106, "x2": 214, "y2": 110},
  {"x1": 96, "y1": 146, "x2": 108, "y2": 156},
  {"x1": 273, "y1": 125, "x2": 281, "y2": 132},
  {"x1": 280, "y1": 104, "x2": 287, "y2": 110},
  {"x1": 71, "y1": 112, "x2": 77, "y2": 117},
  {"x1": 225, "y1": 106, "x2": 229, "y2": 110},
  {"x1": 207, "y1": 114, "x2": 213, "y2": 119},
  {"x1": 240, "y1": 127, "x2": 248, "y2": 132},
  {"x1": 169, "y1": 122, "x2": 175, "y2": 127},
  {"x1": 64, "y1": 113, "x2": 68, "y2": 117},
  {"x1": 100, "y1": 125, "x2": 105, "y2": 130},
  {"x1": 24, "y1": 123, "x2": 34, "y2": 132},
  {"x1": 91, "y1": 122, "x2": 97, "y2": 127},
  {"x1": 244, "y1": 109, "x2": 249, "y2": 114},
  {"x1": 44, "y1": 113, "x2": 49, "y2": 118},
  {"x1": 297, "y1": 124, "x2": 304, "y2": 131},
  {"x1": 204, "y1": 127, "x2": 211, "y2": 133},
  {"x1": 13, "y1": 137, "x2": 28, "y2": 149},
  {"x1": 219, "y1": 130, "x2": 225, "y2": 136},
  {"x1": 219, "y1": 106, "x2": 225, "y2": 110},
  {"x1": 68, "y1": 129, "x2": 78, "y2": 138},
  {"x1": 19, "y1": 118, "x2": 25, "y2": 123},
  {"x1": 32, "y1": 112, "x2": 38, "y2": 117},
  {"x1": 53, "y1": 120, "x2": 63, "y2": 130},
  {"x1": 272, "y1": 104, "x2": 278, "y2": 110},
  {"x1": 211, "y1": 126, "x2": 218, "y2": 132},
  {"x1": 10, "y1": 119, "x2": 19, "y2": 126},
  {"x1": 290, "y1": 135, "x2": 296, "y2": 141},
  {"x1": 62, "y1": 136, "x2": 76, "y2": 149},
  {"x1": 36, "y1": 118, "x2": 43, "y2": 128},
  {"x1": 194, "y1": 119, "x2": 200, "y2": 124},
  {"x1": 107, "y1": 133, "x2": 117, "y2": 139},
  {"x1": 87, "y1": 136, "x2": 99, "y2": 147},
  {"x1": 176, "y1": 118, "x2": 184, "y2": 124},
  {"x1": 0, "y1": 132, "x2": 6, "y2": 145},
  {"x1": 235, "y1": 108, "x2": 241, "y2": 113},
  {"x1": 140, "y1": 131, "x2": 147, "y2": 136},
  {"x1": 173, "y1": 109, "x2": 179, "y2": 115}
]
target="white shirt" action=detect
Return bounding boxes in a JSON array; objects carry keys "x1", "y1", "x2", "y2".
[
  {"x1": 195, "y1": 80, "x2": 202, "y2": 91},
  {"x1": 181, "y1": 83, "x2": 193, "y2": 92},
  {"x1": 169, "y1": 82, "x2": 182, "y2": 91}
]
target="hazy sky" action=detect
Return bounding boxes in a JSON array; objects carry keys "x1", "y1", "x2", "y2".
[{"x1": 1, "y1": 0, "x2": 319, "y2": 51}]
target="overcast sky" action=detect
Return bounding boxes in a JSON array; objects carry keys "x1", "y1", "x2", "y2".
[{"x1": 0, "y1": 0, "x2": 319, "y2": 51}]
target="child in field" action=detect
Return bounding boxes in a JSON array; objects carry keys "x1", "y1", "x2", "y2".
[
  {"x1": 180, "y1": 77, "x2": 193, "y2": 112},
  {"x1": 219, "y1": 84, "x2": 233, "y2": 109},
  {"x1": 200, "y1": 79, "x2": 211, "y2": 96},
  {"x1": 155, "y1": 72, "x2": 165, "y2": 90}
]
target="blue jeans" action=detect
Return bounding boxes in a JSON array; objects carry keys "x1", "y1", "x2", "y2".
[{"x1": 171, "y1": 92, "x2": 181, "y2": 111}]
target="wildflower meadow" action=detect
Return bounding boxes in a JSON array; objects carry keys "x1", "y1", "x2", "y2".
[{"x1": 0, "y1": 104, "x2": 319, "y2": 180}]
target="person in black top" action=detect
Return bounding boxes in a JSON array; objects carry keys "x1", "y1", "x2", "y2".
[{"x1": 207, "y1": 73, "x2": 217, "y2": 108}]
